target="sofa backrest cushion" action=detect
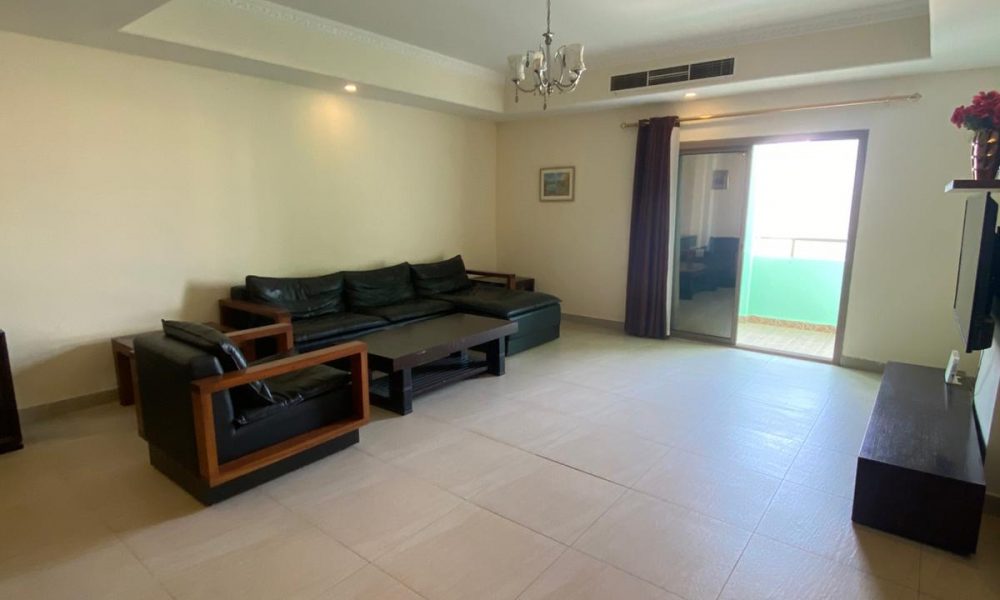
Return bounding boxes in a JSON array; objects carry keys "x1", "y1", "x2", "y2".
[
  {"x1": 246, "y1": 273, "x2": 345, "y2": 319},
  {"x1": 410, "y1": 255, "x2": 473, "y2": 295},
  {"x1": 162, "y1": 320, "x2": 276, "y2": 406},
  {"x1": 343, "y1": 262, "x2": 416, "y2": 309}
]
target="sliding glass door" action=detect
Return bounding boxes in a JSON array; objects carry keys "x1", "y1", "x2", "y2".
[
  {"x1": 671, "y1": 151, "x2": 749, "y2": 342},
  {"x1": 672, "y1": 132, "x2": 866, "y2": 363}
]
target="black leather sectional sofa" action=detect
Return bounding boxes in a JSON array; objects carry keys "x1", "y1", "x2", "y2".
[{"x1": 220, "y1": 256, "x2": 561, "y2": 355}]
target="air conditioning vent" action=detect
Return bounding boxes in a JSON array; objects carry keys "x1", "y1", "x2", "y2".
[
  {"x1": 690, "y1": 58, "x2": 734, "y2": 81},
  {"x1": 610, "y1": 71, "x2": 648, "y2": 92},
  {"x1": 610, "y1": 57, "x2": 734, "y2": 92},
  {"x1": 647, "y1": 65, "x2": 689, "y2": 86}
]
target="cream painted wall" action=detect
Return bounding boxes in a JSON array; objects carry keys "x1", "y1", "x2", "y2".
[
  {"x1": 497, "y1": 67, "x2": 1000, "y2": 369},
  {"x1": 0, "y1": 32, "x2": 497, "y2": 408}
]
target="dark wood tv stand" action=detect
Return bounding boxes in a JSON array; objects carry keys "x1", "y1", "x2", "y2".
[{"x1": 852, "y1": 362, "x2": 985, "y2": 554}]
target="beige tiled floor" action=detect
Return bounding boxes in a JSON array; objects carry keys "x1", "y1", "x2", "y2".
[{"x1": 2, "y1": 320, "x2": 999, "y2": 599}]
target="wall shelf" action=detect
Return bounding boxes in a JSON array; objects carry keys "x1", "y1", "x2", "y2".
[{"x1": 946, "y1": 180, "x2": 1000, "y2": 193}]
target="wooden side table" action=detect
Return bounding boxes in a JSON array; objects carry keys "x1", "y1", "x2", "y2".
[{"x1": 472, "y1": 275, "x2": 536, "y2": 291}]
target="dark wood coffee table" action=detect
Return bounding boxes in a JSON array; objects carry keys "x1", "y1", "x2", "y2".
[{"x1": 359, "y1": 314, "x2": 517, "y2": 415}]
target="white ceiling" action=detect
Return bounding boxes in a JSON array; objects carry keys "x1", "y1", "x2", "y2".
[
  {"x1": 274, "y1": 0, "x2": 929, "y2": 71},
  {"x1": 1, "y1": 0, "x2": 997, "y2": 118}
]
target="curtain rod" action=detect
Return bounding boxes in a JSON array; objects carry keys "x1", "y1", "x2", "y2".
[{"x1": 619, "y1": 93, "x2": 921, "y2": 128}]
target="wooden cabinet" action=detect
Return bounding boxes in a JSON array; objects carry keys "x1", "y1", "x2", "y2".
[
  {"x1": 0, "y1": 331, "x2": 23, "y2": 454},
  {"x1": 852, "y1": 362, "x2": 984, "y2": 554}
]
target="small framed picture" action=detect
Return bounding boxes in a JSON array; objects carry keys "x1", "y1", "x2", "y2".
[
  {"x1": 711, "y1": 169, "x2": 729, "y2": 190},
  {"x1": 539, "y1": 166, "x2": 575, "y2": 202}
]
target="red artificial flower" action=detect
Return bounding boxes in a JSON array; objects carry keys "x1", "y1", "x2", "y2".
[
  {"x1": 952, "y1": 106, "x2": 967, "y2": 128},
  {"x1": 970, "y1": 104, "x2": 991, "y2": 119},
  {"x1": 952, "y1": 90, "x2": 1000, "y2": 130}
]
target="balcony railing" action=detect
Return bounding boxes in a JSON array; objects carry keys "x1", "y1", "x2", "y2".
[{"x1": 754, "y1": 236, "x2": 847, "y2": 261}]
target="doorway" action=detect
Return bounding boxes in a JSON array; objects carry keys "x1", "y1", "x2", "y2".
[{"x1": 672, "y1": 132, "x2": 866, "y2": 363}]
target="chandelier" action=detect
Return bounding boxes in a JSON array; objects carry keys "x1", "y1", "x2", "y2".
[{"x1": 507, "y1": 0, "x2": 585, "y2": 110}]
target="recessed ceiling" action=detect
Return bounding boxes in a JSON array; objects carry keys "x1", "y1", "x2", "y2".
[
  {"x1": 274, "y1": 0, "x2": 928, "y2": 71},
  {"x1": 3, "y1": 0, "x2": 997, "y2": 118}
]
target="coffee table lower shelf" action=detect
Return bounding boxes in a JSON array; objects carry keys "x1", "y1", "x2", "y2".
[{"x1": 369, "y1": 354, "x2": 490, "y2": 414}]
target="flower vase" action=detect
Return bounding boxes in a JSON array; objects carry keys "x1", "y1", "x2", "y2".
[{"x1": 972, "y1": 129, "x2": 1000, "y2": 181}]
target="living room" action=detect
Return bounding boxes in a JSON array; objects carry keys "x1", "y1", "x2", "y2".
[{"x1": 2, "y1": 0, "x2": 1000, "y2": 598}]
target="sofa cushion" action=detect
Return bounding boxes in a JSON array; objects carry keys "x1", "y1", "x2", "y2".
[
  {"x1": 430, "y1": 284, "x2": 560, "y2": 319},
  {"x1": 236, "y1": 365, "x2": 350, "y2": 426},
  {"x1": 246, "y1": 273, "x2": 345, "y2": 319},
  {"x1": 292, "y1": 312, "x2": 388, "y2": 344},
  {"x1": 357, "y1": 299, "x2": 454, "y2": 323},
  {"x1": 162, "y1": 320, "x2": 276, "y2": 406},
  {"x1": 267, "y1": 365, "x2": 350, "y2": 401},
  {"x1": 410, "y1": 255, "x2": 473, "y2": 295},
  {"x1": 343, "y1": 263, "x2": 416, "y2": 309}
]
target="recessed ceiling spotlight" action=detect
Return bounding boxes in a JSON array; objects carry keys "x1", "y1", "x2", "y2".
[
  {"x1": 344, "y1": 83, "x2": 358, "y2": 93},
  {"x1": 684, "y1": 92, "x2": 698, "y2": 99}
]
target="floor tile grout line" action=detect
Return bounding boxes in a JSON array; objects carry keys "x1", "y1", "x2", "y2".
[
  {"x1": 751, "y1": 529, "x2": 921, "y2": 592},
  {"x1": 512, "y1": 544, "x2": 573, "y2": 600},
  {"x1": 564, "y1": 484, "x2": 631, "y2": 548},
  {"x1": 567, "y1": 530, "x2": 697, "y2": 600},
  {"x1": 368, "y1": 562, "x2": 431, "y2": 599}
]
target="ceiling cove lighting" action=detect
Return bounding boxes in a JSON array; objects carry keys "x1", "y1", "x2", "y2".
[
  {"x1": 343, "y1": 83, "x2": 358, "y2": 93},
  {"x1": 684, "y1": 92, "x2": 698, "y2": 99},
  {"x1": 506, "y1": 0, "x2": 585, "y2": 110}
]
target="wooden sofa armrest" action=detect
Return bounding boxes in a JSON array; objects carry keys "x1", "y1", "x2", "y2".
[
  {"x1": 466, "y1": 269, "x2": 516, "y2": 290},
  {"x1": 189, "y1": 340, "x2": 369, "y2": 486},
  {"x1": 225, "y1": 323, "x2": 294, "y2": 354},
  {"x1": 219, "y1": 298, "x2": 292, "y2": 328}
]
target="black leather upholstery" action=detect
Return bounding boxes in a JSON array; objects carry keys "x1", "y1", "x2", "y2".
[
  {"x1": 292, "y1": 312, "x2": 388, "y2": 343},
  {"x1": 134, "y1": 333, "x2": 226, "y2": 474},
  {"x1": 246, "y1": 273, "x2": 345, "y2": 318},
  {"x1": 134, "y1": 332, "x2": 357, "y2": 467},
  {"x1": 343, "y1": 263, "x2": 416, "y2": 308},
  {"x1": 266, "y1": 365, "x2": 350, "y2": 403},
  {"x1": 410, "y1": 255, "x2": 473, "y2": 295},
  {"x1": 430, "y1": 283, "x2": 561, "y2": 319},
  {"x1": 229, "y1": 255, "x2": 563, "y2": 355},
  {"x1": 162, "y1": 320, "x2": 248, "y2": 372},
  {"x1": 237, "y1": 364, "x2": 350, "y2": 426},
  {"x1": 357, "y1": 298, "x2": 453, "y2": 323},
  {"x1": 222, "y1": 385, "x2": 354, "y2": 463},
  {"x1": 162, "y1": 320, "x2": 276, "y2": 408}
]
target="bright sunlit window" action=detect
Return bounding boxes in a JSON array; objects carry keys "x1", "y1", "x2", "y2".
[{"x1": 747, "y1": 139, "x2": 858, "y2": 261}]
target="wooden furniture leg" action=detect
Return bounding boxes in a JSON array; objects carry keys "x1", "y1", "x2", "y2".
[
  {"x1": 112, "y1": 339, "x2": 137, "y2": 407},
  {"x1": 387, "y1": 368, "x2": 414, "y2": 415},
  {"x1": 486, "y1": 337, "x2": 506, "y2": 376}
]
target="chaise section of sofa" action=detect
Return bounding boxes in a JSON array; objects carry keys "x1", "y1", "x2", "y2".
[
  {"x1": 410, "y1": 256, "x2": 561, "y2": 354},
  {"x1": 423, "y1": 284, "x2": 561, "y2": 354}
]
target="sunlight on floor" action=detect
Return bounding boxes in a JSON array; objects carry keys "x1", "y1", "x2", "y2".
[{"x1": 737, "y1": 320, "x2": 835, "y2": 360}]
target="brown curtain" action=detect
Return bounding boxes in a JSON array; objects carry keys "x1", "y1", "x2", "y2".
[{"x1": 624, "y1": 116, "x2": 678, "y2": 339}]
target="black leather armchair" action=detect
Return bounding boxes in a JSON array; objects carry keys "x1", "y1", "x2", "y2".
[{"x1": 134, "y1": 321, "x2": 369, "y2": 505}]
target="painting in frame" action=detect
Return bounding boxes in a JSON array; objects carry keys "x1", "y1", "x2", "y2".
[{"x1": 539, "y1": 166, "x2": 575, "y2": 202}]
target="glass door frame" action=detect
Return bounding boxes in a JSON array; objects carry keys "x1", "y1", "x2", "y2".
[{"x1": 675, "y1": 130, "x2": 869, "y2": 365}]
